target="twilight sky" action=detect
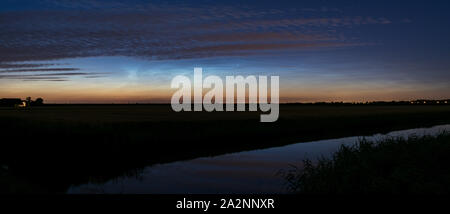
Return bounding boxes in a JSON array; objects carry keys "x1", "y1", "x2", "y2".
[{"x1": 1, "y1": 0, "x2": 449, "y2": 103}]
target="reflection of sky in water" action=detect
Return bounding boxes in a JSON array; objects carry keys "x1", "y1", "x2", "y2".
[{"x1": 68, "y1": 124, "x2": 450, "y2": 194}]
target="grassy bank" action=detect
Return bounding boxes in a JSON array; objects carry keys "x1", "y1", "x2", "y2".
[
  {"x1": 284, "y1": 132, "x2": 450, "y2": 194},
  {"x1": 1, "y1": 104, "x2": 450, "y2": 193}
]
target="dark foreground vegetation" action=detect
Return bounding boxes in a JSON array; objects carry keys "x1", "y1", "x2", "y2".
[
  {"x1": 284, "y1": 132, "x2": 450, "y2": 194},
  {"x1": 1, "y1": 104, "x2": 450, "y2": 193}
]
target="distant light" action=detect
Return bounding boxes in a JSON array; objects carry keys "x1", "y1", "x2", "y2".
[{"x1": 17, "y1": 101, "x2": 27, "y2": 108}]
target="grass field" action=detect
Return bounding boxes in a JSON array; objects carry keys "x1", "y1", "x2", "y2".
[
  {"x1": 1, "y1": 104, "x2": 450, "y2": 193},
  {"x1": 2, "y1": 104, "x2": 450, "y2": 123}
]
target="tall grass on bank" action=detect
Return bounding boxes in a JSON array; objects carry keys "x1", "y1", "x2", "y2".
[{"x1": 283, "y1": 132, "x2": 450, "y2": 194}]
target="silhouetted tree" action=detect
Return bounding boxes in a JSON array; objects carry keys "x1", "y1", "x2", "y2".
[
  {"x1": 34, "y1": 98, "x2": 44, "y2": 106},
  {"x1": 25, "y1": 97, "x2": 31, "y2": 105}
]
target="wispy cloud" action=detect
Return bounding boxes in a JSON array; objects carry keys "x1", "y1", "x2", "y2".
[
  {"x1": 0, "y1": 4, "x2": 393, "y2": 61},
  {"x1": 0, "y1": 1, "x2": 397, "y2": 81},
  {"x1": 0, "y1": 71, "x2": 106, "y2": 81},
  {"x1": 0, "y1": 63, "x2": 59, "y2": 69},
  {"x1": 0, "y1": 68, "x2": 80, "y2": 73}
]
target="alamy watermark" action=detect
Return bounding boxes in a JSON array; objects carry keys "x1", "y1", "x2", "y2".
[{"x1": 170, "y1": 68, "x2": 279, "y2": 122}]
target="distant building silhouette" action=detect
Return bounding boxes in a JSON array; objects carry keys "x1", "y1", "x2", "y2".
[
  {"x1": 0, "y1": 97, "x2": 44, "y2": 107},
  {"x1": 0, "y1": 98, "x2": 23, "y2": 107}
]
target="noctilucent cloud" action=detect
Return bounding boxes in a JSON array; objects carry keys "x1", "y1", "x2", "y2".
[{"x1": 1, "y1": 0, "x2": 449, "y2": 103}]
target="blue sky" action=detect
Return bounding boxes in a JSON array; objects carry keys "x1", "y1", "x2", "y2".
[{"x1": 1, "y1": 0, "x2": 449, "y2": 102}]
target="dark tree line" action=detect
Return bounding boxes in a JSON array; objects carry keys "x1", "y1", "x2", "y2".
[
  {"x1": 0, "y1": 97, "x2": 44, "y2": 107},
  {"x1": 25, "y1": 97, "x2": 44, "y2": 106}
]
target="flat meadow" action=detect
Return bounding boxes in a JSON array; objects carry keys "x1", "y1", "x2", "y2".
[{"x1": 1, "y1": 104, "x2": 450, "y2": 193}]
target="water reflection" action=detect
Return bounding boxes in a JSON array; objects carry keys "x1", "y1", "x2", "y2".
[{"x1": 68, "y1": 124, "x2": 450, "y2": 194}]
